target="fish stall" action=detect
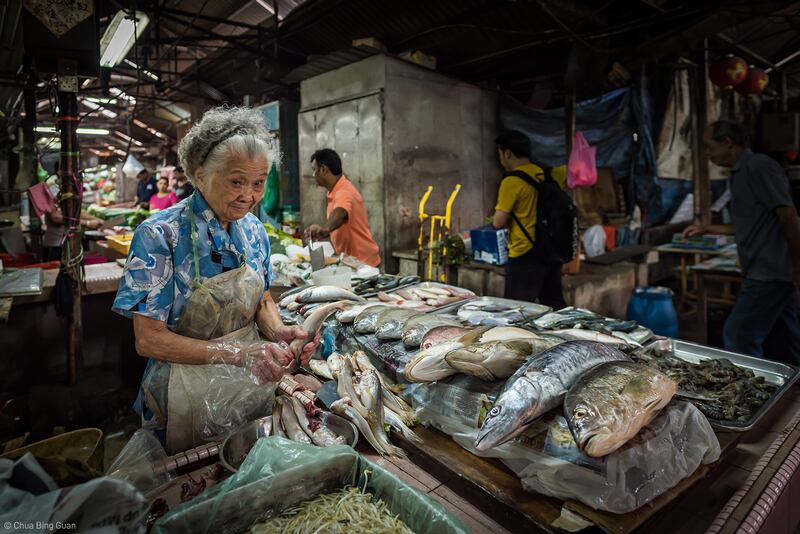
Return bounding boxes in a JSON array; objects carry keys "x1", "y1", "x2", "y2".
[
  {"x1": 268, "y1": 279, "x2": 800, "y2": 533},
  {"x1": 27, "y1": 278, "x2": 793, "y2": 532}
]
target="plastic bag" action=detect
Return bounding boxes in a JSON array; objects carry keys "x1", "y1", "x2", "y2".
[
  {"x1": 106, "y1": 429, "x2": 174, "y2": 497},
  {"x1": 439, "y1": 401, "x2": 720, "y2": 514},
  {"x1": 582, "y1": 225, "x2": 606, "y2": 258},
  {"x1": 153, "y1": 437, "x2": 468, "y2": 534},
  {"x1": 567, "y1": 131, "x2": 597, "y2": 188},
  {"x1": 0, "y1": 453, "x2": 149, "y2": 533}
]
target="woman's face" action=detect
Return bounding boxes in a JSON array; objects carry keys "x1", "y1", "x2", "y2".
[
  {"x1": 156, "y1": 178, "x2": 169, "y2": 193},
  {"x1": 198, "y1": 153, "x2": 267, "y2": 224}
]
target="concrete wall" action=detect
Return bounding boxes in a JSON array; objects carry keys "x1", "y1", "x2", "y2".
[
  {"x1": 298, "y1": 55, "x2": 499, "y2": 271},
  {"x1": 383, "y1": 58, "x2": 498, "y2": 271}
]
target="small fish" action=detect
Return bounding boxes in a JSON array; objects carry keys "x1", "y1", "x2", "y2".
[
  {"x1": 551, "y1": 328, "x2": 637, "y2": 348},
  {"x1": 402, "y1": 315, "x2": 461, "y2": 349},
  {"x1": 384, "y1": 406, "x2": 422, "y2": 443},
  {"x1": 474, "y1": 341, "x2": 630, "y2": 451},
  {"x1": 353, "y1": 305, "x2": 393, "y2": 334},
  {"x1": 533, "y1": 308, "x2": 599, "y2": 329},
  {"x1": 277, "y1": 397, "x2": 312, "y2": 445},
  {"x1": 420, "y1": 325, "x2": 471, "y2": 350},
  {"x1": 444, "y1": 336, "x2": 564, "y2": 381},
  {"x1": 374, "y1": 309, "x2": 421, "y2": 341},
  {"x1": 308, "y1": 359, "x2": 333, "y2": 380},
  {"x1": 336, "y1": 302, "x2": 383, "y2": 324},
  {"x1": 289, "y1": 301, "x2": 349, "y2": 358},
  {"x1": 295, "y1": 285, "x2": 365, "y2": 304},
  {"x1": 565, "y1": 361, "x2": 676, "y2": 457}
]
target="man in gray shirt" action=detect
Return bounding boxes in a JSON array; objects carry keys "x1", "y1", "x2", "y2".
[{"x1": 685, "y1": 120, "x2": 800, "y2": 364}]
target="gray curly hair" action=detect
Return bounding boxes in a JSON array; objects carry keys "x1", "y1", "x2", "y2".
[{"x1": 178, "y1": 106, "x2": 271, "y2": 184}]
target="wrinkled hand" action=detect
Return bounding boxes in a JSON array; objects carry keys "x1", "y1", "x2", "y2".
[
  {"x1": 682, "y1": 224, "x2": 705, "y2": 240},
  {"x1": 243, "y1": 343, "x2": 291, "y2": 383},
  {"x1": 271, "y1": 325, "x2": 321, "y2": 367},
  {"x1": 304, "y1": 224, "x2": 329, "y2": 241}
]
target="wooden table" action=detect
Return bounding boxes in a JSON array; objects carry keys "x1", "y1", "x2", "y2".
[
  {"x1": 691, "y1": 259, "x2": 742, "y2": 346},
  {"x1": 397, "y1": 426, "x2": 739, "y2": 534},
  {"x1": 655, "y1": 244, "x2": 728, "y2": 316}
]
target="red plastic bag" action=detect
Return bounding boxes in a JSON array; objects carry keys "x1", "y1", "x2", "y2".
[{"x1": 567, "y1": 131, "x2": 597, "y2": 188}]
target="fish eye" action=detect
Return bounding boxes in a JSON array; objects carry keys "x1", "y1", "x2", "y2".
[
  {"x1": 574, "y1": 408, "x2": 588, "y2": 419},
  {"x1": 489, "y1": 406, "x2": 501, "y2": 417}
]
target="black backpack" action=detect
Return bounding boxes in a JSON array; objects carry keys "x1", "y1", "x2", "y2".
[{"x1": 505, "y1": 168, "x2": 578, "y2": 264}]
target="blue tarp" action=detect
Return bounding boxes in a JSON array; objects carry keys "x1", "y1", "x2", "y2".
[{"x1": 499, "y1": 73, "x2": 661, "y2": 218}]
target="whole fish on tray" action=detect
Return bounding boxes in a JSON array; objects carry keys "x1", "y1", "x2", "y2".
[
  {"x1": 404, "y1": 326, "x2": 541, "y2": 383},
  {"x1": 336, "y1": 302, "x2": 383, "y2": 324},
  {"x1": 564, "y1": 361, "x2": 676, "y2": 457},
  {"x1": 420, "y1": 325, "x2": 471, "y2": 350},
  {"x1": 374, "y1": 309, "x2": 422, "y2": 341},
  {"x1": 474, "y1": 341, "x2": 630, "y2": 451},
  {"x1": 532, "y1": 307, "x2": 599, "y2": 329},
  {"x1": 294, "y1": 285, "x2": 366, "y2": 304},
  {"x1": 402, "y1": 315, "x2": 462, "y2": 349},
  {"x1": 354, "y1": 305, "x2": 393, "y2": 334},
  {"x1": 444, "y1": 336, "x2": 564, "y2": 381}
]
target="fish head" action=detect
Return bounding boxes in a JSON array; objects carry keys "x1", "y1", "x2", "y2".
[
  {"x1": 474, "y1": 374, "x2": 544, "y2": 451},
  {"x1": 565, "y1": 393, "x2": 634, "y2": 457},
  {"x1": 403, "y1": 341, "x2": 460, "y2": 382}
]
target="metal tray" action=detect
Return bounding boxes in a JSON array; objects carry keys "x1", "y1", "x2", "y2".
[{"x1": 646, "y1": 338, "x2": 800, "y2": 431}]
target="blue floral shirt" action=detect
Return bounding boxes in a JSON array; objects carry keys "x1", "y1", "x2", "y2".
[{"x1": 112, "y1": 192, "x2": 272, "y2": 327}]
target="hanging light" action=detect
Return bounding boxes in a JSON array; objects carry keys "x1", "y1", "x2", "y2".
[{"x1": 99, "y1": 10, "x2": 150, "y2": 68}]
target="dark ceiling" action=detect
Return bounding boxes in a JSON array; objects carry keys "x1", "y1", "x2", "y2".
[{"x1": 3, "y1": 0, "x2": 800, "y2": 158}]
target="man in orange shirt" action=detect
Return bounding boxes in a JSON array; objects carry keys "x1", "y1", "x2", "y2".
[{"x1": 304, "y1": 149, "x2": 381, "y2": 267}]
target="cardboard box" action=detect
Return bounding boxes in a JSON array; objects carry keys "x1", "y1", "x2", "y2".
[{"x1": 470, "y1": 226, "x2": 508, "y2": 265}]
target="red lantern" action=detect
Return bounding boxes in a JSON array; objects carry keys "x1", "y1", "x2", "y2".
[
  {"x1": 709, "y1": 55, "x2": 748, "y2": 88},
  {"x1": 735, "y1": 66, "x2": 769, "y2": 95}
]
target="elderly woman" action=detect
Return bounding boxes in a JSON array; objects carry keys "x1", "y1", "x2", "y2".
[{"x1": 113, "y1": 107, "x2": 317, "y2": 453}]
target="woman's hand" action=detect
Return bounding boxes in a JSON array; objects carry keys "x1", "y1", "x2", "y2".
[
  {"x1": 242, "y1": 343, "x2": 291, "y2": 383},
  {"x1": 271, "y1": 326, "x2": 321, "y2": 367}
]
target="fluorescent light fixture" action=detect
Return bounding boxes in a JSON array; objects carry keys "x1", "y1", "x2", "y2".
[
  {"x1": 84, "y1": 97, "x2": 118, "y2": 105},
  {"x1": 35, "y1": 126, "x2": 110, "y2": 135},
  {"x1": 133, "y1": 118, "x2": 166, "y2": 139},
  {"x1": 254, "y1": 0, "x2": 275, "y2": 14},
  {"x1": 113, "y1": 130, "x2": 143, "y2": 146},
  {"x1": 99, "y1": 10, "x2": 150, "y2": 68},
  {"x1": 123, "y1": 59, "x2": 159, "y2": 81},
  {"x1": 109, "y1": 87, "x2": 136, "y2": 104},
  {"x1": 81, "y1": 79, "x2": 93, "y2": 89},
  {"x1": 80, "y1": 98, "x2": 118, "y2": 118},
  {"x1": 114, "y1": 149, "x2": 127, "y2": 156}
]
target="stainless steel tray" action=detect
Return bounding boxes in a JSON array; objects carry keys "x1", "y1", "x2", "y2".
[{"x1": 646, "y1": 338, "x2": 800, "y2": 431}]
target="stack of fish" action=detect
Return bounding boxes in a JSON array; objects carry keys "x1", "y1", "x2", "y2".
[
  {"x1": 474, "y1": 341, "x2": 676, "y2": 458},
  {"x1": 530, "y1": 307, "x2": 649, "y2": 347},
  {"x1": 405, "y1": 326, "x2": 565, "y2": 383},
  {"x1": 278, "y1": 285, "x2": 365, "y2": 321},
  {"x1": 373, "y1": 284, "x2": 475, "y2": 312},
  {"x1": 271, "y1": 395, "x2": 347, "y2": 447},
  {"x1": 321, "y1": 352, "x2": 420, "y2": 457}
]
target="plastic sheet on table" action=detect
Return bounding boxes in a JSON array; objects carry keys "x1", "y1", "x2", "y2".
[
  {"x1": 418, "y1": 396, "x2": 720, "y2": 514},
  {"x1": 152, "y1": 436, "x2": 468, "y2": 534},
  {"x1": 106, "y1": 429, "x2": 174, "y2": 497}
]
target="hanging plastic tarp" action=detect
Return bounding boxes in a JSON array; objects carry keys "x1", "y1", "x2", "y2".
[
  {"x1": 259, "y1": 161, "x2": 281, "y2": 225},
  {"x1": 499, "y1": 71, "x2": 660, "y2": 217}
]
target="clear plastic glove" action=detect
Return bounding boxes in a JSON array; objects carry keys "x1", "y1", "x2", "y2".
[
  {"x1": 242, "y1": 343, "x2": 293, "y2": 384},
  {"x1": 271, "y1": 326, "x2": 321, "y2": 367}
]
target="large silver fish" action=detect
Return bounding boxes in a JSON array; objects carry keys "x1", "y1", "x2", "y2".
[
  {"x1": 374, "y1": 309, "x2": 421, "y2": 340},
  {"x1": 353, "y1": 305, "x2": 393, "y2": 334},
  {"x1": 289, "y1": 301, "x2": 348, "y2": 358},
  {"x1": 474, "y1": 341, "x2": 630, "y2": 451},
  {"x1": 444, "y1": 336, "x2": 564, "y2": 382},
  {"x1": 294, "y1": 285, "x2": 365, "y2": 304},
  {"x1": 564, "y1": 361, "x2": 676, "y2": 457},
  {"x1": 402, "y1": 315, "x2": 461, "y2": 349}
]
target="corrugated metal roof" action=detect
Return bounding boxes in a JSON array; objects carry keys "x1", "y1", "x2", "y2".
[{"x1": 282, "y1": 45, "x2": 380, "y2": 82}]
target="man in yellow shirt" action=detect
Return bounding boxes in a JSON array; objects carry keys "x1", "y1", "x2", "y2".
[{"x1": 492, "y1": 130, "x2": 567, "y2": 308}]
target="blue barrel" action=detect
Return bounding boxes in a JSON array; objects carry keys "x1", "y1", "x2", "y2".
[{"x1": 627, "y1": 286, "x2": 679, "y2": 338}]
